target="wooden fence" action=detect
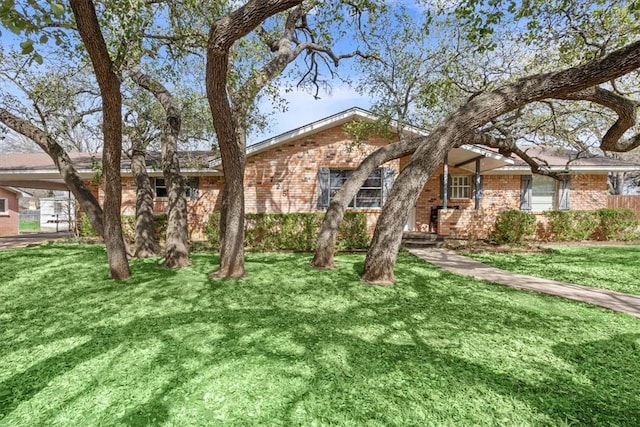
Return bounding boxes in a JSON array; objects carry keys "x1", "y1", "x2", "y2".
[{"x1": 607, "y1": 195, "x2": 640, "y2": 218}]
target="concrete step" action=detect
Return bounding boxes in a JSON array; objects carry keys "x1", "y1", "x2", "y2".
[{"x1": 401, "y1": 232, "x2": 445, "y2": 248}]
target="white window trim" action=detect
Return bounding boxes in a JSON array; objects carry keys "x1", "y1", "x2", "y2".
[
  {"x1": 155, "y1": 177, "x2": 168, "y2": 198},
  {"x1": 450, "y1": 175, "x2": 471, "y2": 199},
  {"x1": 0, "y1": 197, "x2": 8, "y2": 215},
  {"x1": 329, "y1": 169, "x2": 383, "y2": 209}
]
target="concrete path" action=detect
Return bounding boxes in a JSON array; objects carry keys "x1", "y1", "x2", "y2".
[
  {"x1": 0, "y1": 232, "x2": 73, "y2": 251},
  {"x1": 409, "y1": 247, "x2": 640, "y2": 319}
]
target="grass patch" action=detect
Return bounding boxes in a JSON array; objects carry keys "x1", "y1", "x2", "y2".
[
  {"x1": 468, "y1": 245, "x2": 640, "y2": 295},
  {"x1": 1, "y1": 243, "x2": 639, "y2": 426},
  {"x1": 18, "y1": 220, "x2": 39, "y2": 232}
]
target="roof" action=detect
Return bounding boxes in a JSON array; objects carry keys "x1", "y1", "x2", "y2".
[
  {"x1": 493, "y1": 147, "x2": 640, "y2": 174},
  {"x1": 0, "y1": 186, "x2": 32, "y2": 197},
  {"x1": 1, "y1": 108, "x2": 639, "y2": 189},
  {"x1": 210, "y1": 107, "x2": 513, "y2": 172}
]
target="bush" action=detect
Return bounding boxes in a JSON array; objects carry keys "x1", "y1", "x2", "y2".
[
  {"x1": 78, "y1": 214, "x2": 168, "y2": 243},
  {"x1": 205, "y1": 211, "x2": 369, "y2": 251},
  {"x1": 492, "y1": 209, "x2": 536, "y2": 244},
  {"x1": 78, "y1": 214, "x2": 99, "y2": 237},
  {"x1": 546, "y1": 210, "x2": 598, "y2": 241},
  {"x1": 120, "y1": 214, "x2": 168, "y2": 244},
  {"x1": 595, "y1": 208, "x2": 639, "y2": 241}
]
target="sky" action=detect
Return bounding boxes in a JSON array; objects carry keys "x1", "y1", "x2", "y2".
[{"x1": 251, "y1": 83, "x2": 371, "y2": 144}]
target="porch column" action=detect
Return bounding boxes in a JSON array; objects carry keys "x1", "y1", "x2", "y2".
[
  {"x1": 474, "y1": 158, "x2": 481, "y2": 210},
  {"x1": 443, "y1": 153, "x2": 449, "y2": 210}
]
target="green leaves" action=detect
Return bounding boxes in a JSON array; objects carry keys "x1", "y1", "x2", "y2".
[
  {"x1": 49, "y1": 1, "x2": 64, "y2": 18},
  {"x1": 20, "y1": 39, "x2": 34, "y2": 54}
]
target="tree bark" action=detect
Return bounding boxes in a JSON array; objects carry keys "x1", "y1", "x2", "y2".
[
  {"x1": 205, "y1": 0, "x2": 302, "y2": 278},
  {"x1": 362, "y1": 40, "x2": 640, "y2": 283},
  {"x1": 128, "y1": 66, "x2": 189, "y2": 267},
  {"x1": 70, "y1": 0, "x2": 130, "y2": 280},
  {"x1": 0, "y1": 107, "x2": 104, "y2": 237},
  {"x1": 130, "y1": 148, "x2": 159, "y2": 258},
  {"x1": 312, "y1": 138, "x2": 421, "y2": 268}
]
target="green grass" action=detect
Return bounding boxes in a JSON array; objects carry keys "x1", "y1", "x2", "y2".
[
  {"x1": 1, "y1": 244, "x2": 639, "y2": 426},
  {"x1": 18, "y1": 220, "x2": 40, "y2": 232},
  {"x1": 468, "y1": 245, "x2": 640, "y2": 296}
]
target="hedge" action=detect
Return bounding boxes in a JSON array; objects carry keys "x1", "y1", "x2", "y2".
[
  {"x1": 491, "y1": 209, "x2": 537, "y2": 244},
  {"x1": 206, "y1": 211, "x2": 369, "y2": 251},
  {"x1": 78, "y1": 214, "x2": 168, "y2": 244},
  {"x1": 594, "y1": 208, "x2": 639, "y2": 241},
  {"x1": 546, "y1": 210, "x2": 599, "y2": 241}
]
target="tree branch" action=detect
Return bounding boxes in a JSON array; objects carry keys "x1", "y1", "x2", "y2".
[{"x1": 556, "y1": 86, "x2": 640, "y2": 152}]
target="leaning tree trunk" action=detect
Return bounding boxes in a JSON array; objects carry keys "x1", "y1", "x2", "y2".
[
  {"x1": 312, "y1": 138, "x2": 421, "y2": 268},
  {"x1": 71, "y1": 0, "x2": 130, "y2": 280},
  {"x1": 0, "y1": 107, "x2": 105, "y2": 237},
  {"x1": 362, "y1": 40, "x2": 640, "y2": 283},
  {"x1": 130, "y1": 147, "x2": 159, "y2": 258},
  {"x1": 128, "y1": 65, "x2": 190, "y2": 267}
]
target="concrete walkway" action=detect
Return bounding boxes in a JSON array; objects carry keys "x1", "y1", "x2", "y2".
[
  {"x1": 409, "y1": 247, "x2": 640, "y2": 319},
  {"x1": 0, "y1": 232, "x2": 73, "y2": 251}
]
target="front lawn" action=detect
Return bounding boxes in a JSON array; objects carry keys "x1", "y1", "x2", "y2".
[
  {"x1": 18, "y1": 220, "x2": 39, "y2": 232},
  {"x1": 1, "y1": 244, "x2": 639, "y2": 426},
  {"x1": 468, "y1": 245, "x2": 640, "y2": 296}
]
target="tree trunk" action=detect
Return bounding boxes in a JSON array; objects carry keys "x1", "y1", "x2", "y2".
[
  {"x1": 130, "y1": 148, "x2": 159, "y2": 258},
  {"x1": 312, "y1": 138, "x2": 420, "y2": 268},
  {"x1": 128, "y1": 66, "x2": 190, "y2": 268},
  {"x1": 362, "y1": 40, "x2": 640, "y2": 283},
  {"x1": 161, "y1": 133, "x2": 190, "y2": 268},
  {"x1": 608, "y1": 172, "x2": 625, "y2": 195},
  {"x1": 0, "y1": 107, "x2": 105, "y2": 237},
  {"x1": 71, "y1": 0, "x2": 130, "y2": 280}
]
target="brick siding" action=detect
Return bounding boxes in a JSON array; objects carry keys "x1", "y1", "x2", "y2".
[
  {"x1": 84, "y1": 124, "x2": 610, "y2": 240},
  {"x1": 0, "y1": 188, "x2": 19, "y2": 236}
]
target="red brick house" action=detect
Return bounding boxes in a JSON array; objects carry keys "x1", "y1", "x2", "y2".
[
  {"x1": 1, "y1": 108, "x2": 639, "y2": 239},
  {"x1": 0, "y1": 187, "x2": 21, "y2": 236}
]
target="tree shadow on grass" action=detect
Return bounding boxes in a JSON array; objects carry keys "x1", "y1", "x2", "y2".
[{"x1": 1, "y1": 250, "x2": 639, "y2": 425}]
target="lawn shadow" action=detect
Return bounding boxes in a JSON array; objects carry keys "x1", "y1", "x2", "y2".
[{"x1": 1, "y1": 249, "x2": 639, "y2": 425}]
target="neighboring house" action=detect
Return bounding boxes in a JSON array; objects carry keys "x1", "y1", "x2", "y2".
[
  {"x1": 0, "y1": 187, "x2": 22, "y2": 236},
  {"x1": 40, "y1": 197, "x2": 76, "y2": 232},
  {"x1": 1, "y1": 108, "x2": 640, "y2": 239}
]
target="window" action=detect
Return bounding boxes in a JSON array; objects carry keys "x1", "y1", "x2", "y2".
[
  {"x1": 329, "y1": 169, "x2": 383, "y2": 208},
  {"x1": 155, "y1": 177, "x2": 199, "y2": 199},
  {"x1": 521, "y1": 175, "x2": 571, "y2": 211},
  {"x1": 186, "y1": 177, "x2": 199, "y2": 200},
  {"x1": 155, "y1": 178, "x2": 168, "y2": 198},
  {"x1": 531, "y1": 175, "x2": 555, "y2": 211},
  {"x1": 450, "y1": 175, "x2": 471, "y2": 199},
  {"x1": 53, "y1": 200, "x2": 64, "y2": 215},
  {"x1": 0, "y1": 198, "x2": 7, "y2": 214}
]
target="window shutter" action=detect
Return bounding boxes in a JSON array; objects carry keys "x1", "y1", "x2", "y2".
[
  {"x1": 558, "y1": 175, "x2": 571, "y2": 210},
  {"x1": 381, "y1": 167, "x2": 396, "y2": 205},
  {"x1": 317, "y1": 167, "x2": 330, "y2": 209},
  {"x1": 439, "y1": 174, "x2": 452, "y2": 200},
  {"x1": 472, "y1": 175, "x2": 484, "y2": 200},
  {"x1": 520, "y1": 175, "x2": 532, "y2": 210}
]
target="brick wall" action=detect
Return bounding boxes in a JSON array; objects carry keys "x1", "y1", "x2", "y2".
[
  {"x1": 433, "y1": 173, "x2": 608, "y2": 239},
  {"x1": 0, "y1": 188, "x2": 19, "y2": 236},
  {"x1": 86, "y1": 126, "x2": 399, "y2": 238},
  {"x1": 84, "y1": 125, "x2": 610, "y2": 241}
]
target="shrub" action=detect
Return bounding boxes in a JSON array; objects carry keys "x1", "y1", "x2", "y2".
[
  {"x1": 595, "y1": 208, "x2": 639, "y2": 241},
  {"x1": 205, "y1": 211, "x2": 369, "y2": 251},
  {"x1": 491, "y1": 209, "x2": 536, "y2": 244},
  {"x1": 79, "y1": 214, "x2": 168, "y2": 243},
  {"x1": 546, "y1": 210, "x2": 598, "y2": 241},
  {"x1": 78, "y1": 214, "x2": 99, "y2": 237}
]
